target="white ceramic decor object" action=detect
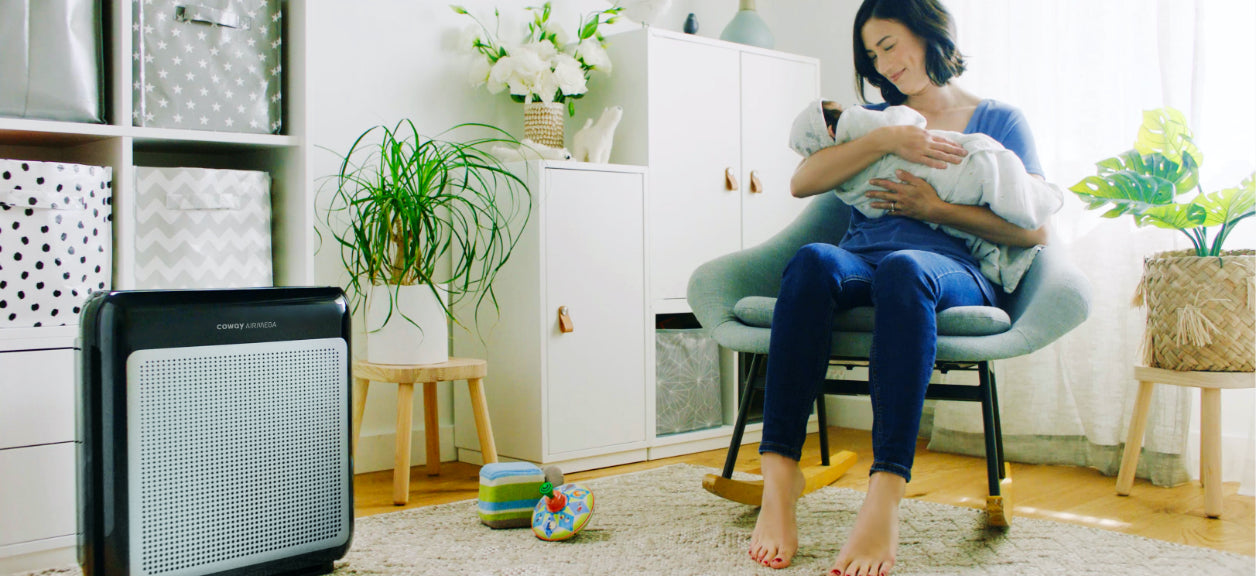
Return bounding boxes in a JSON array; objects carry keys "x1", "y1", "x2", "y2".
[{"x1": 366, "y1": 284, "x2": 449, "y2": 365}]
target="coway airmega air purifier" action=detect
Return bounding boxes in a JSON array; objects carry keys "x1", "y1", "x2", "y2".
[{"x1": 78, "y1": 288, "x2": 353, "y2": 576}]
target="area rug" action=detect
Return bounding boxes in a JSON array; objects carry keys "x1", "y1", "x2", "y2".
[{"x1": 24, "y1": 464, "x2": 1252, "y2": 576}]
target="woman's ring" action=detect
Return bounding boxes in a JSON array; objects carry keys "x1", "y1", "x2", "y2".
[{"x1": 890, "y1": 201, "x2": 897, "y2": 213}]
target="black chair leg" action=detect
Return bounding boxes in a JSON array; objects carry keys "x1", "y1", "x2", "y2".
[
  {"x1": 978, "y1": 361, "x2": 1002, "y2": 497},
  {"x1": 722, "y1": 353, "x2": 762, "y2": 479},
  {"x1": 988, "y1": 366, "x2": 1007, "y2": 479},
  {"x1": 816, "y1": 394, "x2": 831, "y2": 466}
]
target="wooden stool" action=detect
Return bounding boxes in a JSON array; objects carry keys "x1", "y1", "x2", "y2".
[
  {"x1": 352, "y1": 357, "x2": 498, "y2": 505},
  {"x1": 1116, "y1": 365, "x2": 1255, "y2": 518}
]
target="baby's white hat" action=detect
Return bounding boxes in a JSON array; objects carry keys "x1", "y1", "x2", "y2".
[{"x1": 789, "y1": 99, "x2": 837, "y2": 158}]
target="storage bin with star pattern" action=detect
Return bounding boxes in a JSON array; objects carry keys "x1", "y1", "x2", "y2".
[
  {"x1": 132, "y1": 0, "x2": 283, "y2": 134},
  {"x1": 0, "y1": 159, "x2": 113, "y2": 328}
]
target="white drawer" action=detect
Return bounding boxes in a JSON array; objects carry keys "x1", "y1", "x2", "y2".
[
  {"x1": 0, "y1": 349, "x2": 76, "y2": 450},
  {"x1": 0, "y1": 443, "x2": 77, "y2": 547}
]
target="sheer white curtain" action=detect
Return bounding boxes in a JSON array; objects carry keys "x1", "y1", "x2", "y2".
[{"x1": 925, "y1": 0, "x2": 1255, "y2": 490}]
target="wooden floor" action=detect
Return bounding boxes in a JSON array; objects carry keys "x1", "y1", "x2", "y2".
[{"x1": 354, "y1": 427, "x2": 1255, "y2": 557}]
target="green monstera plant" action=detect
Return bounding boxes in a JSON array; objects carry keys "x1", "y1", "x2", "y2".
[{"x1": 1070, "y1": 107, "x2": 1255, "y2": 256}]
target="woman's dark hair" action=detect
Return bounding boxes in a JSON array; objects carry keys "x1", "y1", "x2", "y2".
[{"x1": 853, "y1": 0, "x2": 966, "y2": 105}]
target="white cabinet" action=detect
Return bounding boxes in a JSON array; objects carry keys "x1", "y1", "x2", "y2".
[
  {"x1": 0, "y1": 2, "x2": 309, "y2": 572},
  {"x1": 0, "y1": 443, "x2": 77, "y2": 549},
  {"x1": 0, "y1": 349, "x2": 76, "y2": 450},
  {"x1": 580, "y1": 28, "x2": 820, "y2": 307},
  {"x1": 452, "y1": 162, "x2": 649, "y2": 473},
  {"x1": 0, "y1": 330, "x2": 79, "y2": 573}
]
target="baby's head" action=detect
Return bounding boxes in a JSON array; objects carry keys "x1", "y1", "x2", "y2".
[{"x1": 821, "y1": 100, "x2": 844, "y2": 138}]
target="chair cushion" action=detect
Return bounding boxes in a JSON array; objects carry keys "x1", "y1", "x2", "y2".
[{"x1": 732, "y1": 296, "x2": 1012, "y2": 336}]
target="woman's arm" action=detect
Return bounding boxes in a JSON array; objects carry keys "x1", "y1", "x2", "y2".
[
  {"x1": 790, "y1": 124, "x2": 968, "y2": 198},
  {"x1": 929, "y1": 203, "x2": 1049, "y2": 247},
  {"x1": 867, "y1": 170, "x2": 1049, "y2": 248}
]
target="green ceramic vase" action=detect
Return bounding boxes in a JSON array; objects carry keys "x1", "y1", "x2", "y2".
[{"x1": 719, "y1": 0, "x2": 774, "y2": 49}]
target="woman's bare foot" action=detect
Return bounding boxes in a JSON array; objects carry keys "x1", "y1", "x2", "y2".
[
  {"x1": 748, "y1": 452, "x2": 806, "y2": 569},
  {"x1": 829, "y1": 472, "x2": 906, "y2": 576}
]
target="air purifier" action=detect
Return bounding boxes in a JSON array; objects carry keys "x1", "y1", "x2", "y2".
[{"x1": 78, "y1": 288, "x2": 353, "y2": 576}]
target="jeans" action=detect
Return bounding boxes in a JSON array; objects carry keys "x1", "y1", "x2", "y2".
[{"x1": 757, "y1": 243, "x2": 992, "y2": 482}]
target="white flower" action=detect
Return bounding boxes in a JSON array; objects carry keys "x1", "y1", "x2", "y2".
[
  {"x1": 576, "y1": 38, "x2": 611, "y2": 73},
  {"x1": 467, "y1": 56, "x2": 491, "y2": 88},
  {"x1": 526, "y1": 40, "x2": 558, "y2": 64},
  {"x1": 534, "y1": 70, "x2": 560, "y2": 103},
  {"x1": 496, "y1": 45, "x2": 554, "y2": 100},
  {"x1": 486, "y1": 56, "x2": 513, "y2": 94},
  {"x1": 553, "y1": 54, "x2": 587, "y2": 96}
]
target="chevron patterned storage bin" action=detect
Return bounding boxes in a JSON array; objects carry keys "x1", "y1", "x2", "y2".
[
  {"x1": 0, "y1": 159, "x2": 113, "y2": 327},
  {"x1": 134, "y1": 167, "x2": 272, "y2": 289}
]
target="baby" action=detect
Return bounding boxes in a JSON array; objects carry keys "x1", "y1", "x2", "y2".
[{"x1": 790, "y1": 99, "x2": 1064, "y2": 292}]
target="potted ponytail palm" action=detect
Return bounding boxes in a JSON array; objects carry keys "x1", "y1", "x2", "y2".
[
  {"x1": 1071, "y1": 107, "x2": 1255, "y2": 372},
  {"x1": 321, "y1": 120, "x2": 531, "y2": 365}
]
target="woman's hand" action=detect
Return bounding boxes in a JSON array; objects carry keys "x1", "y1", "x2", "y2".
[
  {"x1": 866, "y1": 170, "x2": 947, "y2": 222},
  {"x1": 876, "y1": 125, "x2": 967, "y2": 169},
  {"x1": 866, "y1": 169, "x2": 1047, "y2": 247}
]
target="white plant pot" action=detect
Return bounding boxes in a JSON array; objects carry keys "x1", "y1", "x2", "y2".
[{"x1": 366, "y1": 283, "x2": 449, "y2": 365}]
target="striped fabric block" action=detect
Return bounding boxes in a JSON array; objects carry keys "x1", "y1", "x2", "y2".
[
  {"x1": 478, "y1": 462, "x2": 546, "y2": 529},
  {"x1": 133, "y1": 167, "x2": 272, "y2": 289}
]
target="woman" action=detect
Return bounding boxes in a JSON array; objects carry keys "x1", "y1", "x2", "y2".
[{"x1": 747, "y1": 1, "x2": 1048, "y2": 575}]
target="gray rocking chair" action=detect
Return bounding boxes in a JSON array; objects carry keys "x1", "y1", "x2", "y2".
[{"x1": 687, "y1": 192, "x2": 1091, "y2": 525}]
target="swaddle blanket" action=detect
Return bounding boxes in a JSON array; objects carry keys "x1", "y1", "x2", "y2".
[{"x1": 788, "y1": 100, "x2": 1064, "y2": 293}]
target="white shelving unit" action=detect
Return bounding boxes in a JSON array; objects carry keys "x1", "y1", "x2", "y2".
[{"x1": 0, "y1": 1, "x2": 308, "y2": 572}]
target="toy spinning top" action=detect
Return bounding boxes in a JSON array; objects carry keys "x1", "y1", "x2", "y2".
[{"x1": 531, "y1": 481, "x2": 595, "y2": 541}]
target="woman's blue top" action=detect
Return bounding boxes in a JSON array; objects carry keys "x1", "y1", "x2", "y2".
[{"x1": 837, "y1": 99, "x2": 1044, "y2": 304}]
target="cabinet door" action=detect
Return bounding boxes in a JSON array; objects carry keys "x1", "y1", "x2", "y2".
[
  {"x1": 648, "y1": 37, "x2": 742, "y2": 302},
  {"x1": 0, "y1": 349, "x2": 76, "y2": 450},
  {"x1": 0, "y1": 443, "x2": 76, "y2": 547},
  {"x1": 740, "y1": 52, "x2": 820, "y2": 249},
  {"x1": 543, "y1": 169, "x2": 647, "y2": 456}
]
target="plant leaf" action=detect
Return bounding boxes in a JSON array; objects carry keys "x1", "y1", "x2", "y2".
[
  {"x1": 1095, "y1": 150, "x2": 1198, "y2": 195},
  {"x1": 1135, "y1": 107, "x2": 1203, "y2": 168},
  {"x1": 579, "y1": 17, "x2": 597, "y2": 40},
  {"x1": 315, "y1": 120, "x2": 534, "y2": 343},
  {"x1": 1194, "y1": 172, "x2": 1256, "y2": 227},
  {"x1": 1069, "y1": 171, "x2": 1177, "y2": 224},
  {"x1": 1140, "y1": 202, "x2": 1207, "y2": 230}
]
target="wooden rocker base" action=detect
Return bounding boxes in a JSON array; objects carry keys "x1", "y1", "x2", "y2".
[
  {"x1": 702, "y1": 450, "x2": 858, "y2": 506},
  {"x1": 985, "y1": 463, "x2": 1013, "y2": 527}
]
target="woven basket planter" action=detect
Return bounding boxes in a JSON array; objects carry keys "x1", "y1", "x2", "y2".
[
  {"x1": 523, "y1": 101, "x2": 565, "y2": 149},
  {"x1": 1136, "y1": 249, "x2": 1255, "y2": 372}
]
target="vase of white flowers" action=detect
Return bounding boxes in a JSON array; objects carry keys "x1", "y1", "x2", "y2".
[{"x1": 453, "y1": 2, "x2": 620, "y2": 148}]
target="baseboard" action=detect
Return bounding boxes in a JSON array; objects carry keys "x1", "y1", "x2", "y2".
[
  {"x1": 456, "y1": 447, "x2": 649, "y2": 474},
  {"x1": 0, "y1": 537, "x2": 75, "y2": 574},
  {"x1": 354, "y1": 424, "x2": 457, "y2": 474}
]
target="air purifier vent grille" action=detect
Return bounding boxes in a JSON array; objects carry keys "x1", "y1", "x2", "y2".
[{"x1": 128, "y1": 338, "x2": 349, "y2": 576}]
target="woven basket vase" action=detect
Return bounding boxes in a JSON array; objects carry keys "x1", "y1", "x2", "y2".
[
  {"x1": 1136, "y1": 249, "x2": 1255, "y2": 372},
  {"x1": 523, "y1": 101, "x2": 565, "y2": 149}
]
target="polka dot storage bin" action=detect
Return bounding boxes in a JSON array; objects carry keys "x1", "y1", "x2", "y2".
[{"x1": 0, "y1": 159, "x2": 113, "y2": 328}]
